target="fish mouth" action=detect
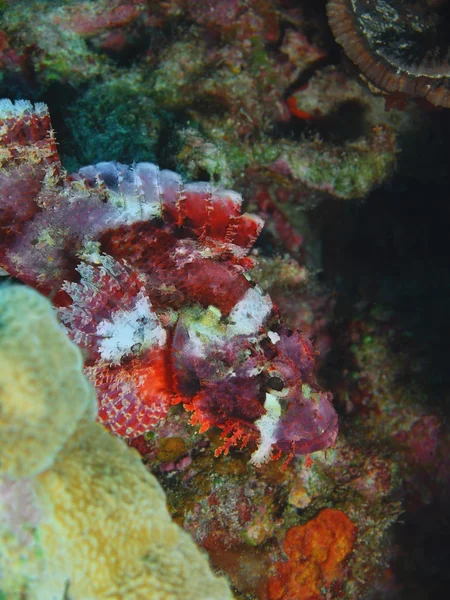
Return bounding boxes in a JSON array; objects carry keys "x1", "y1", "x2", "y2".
[
  {"x1": 277, "y1": 393, "x2": 339, "y2": 455},
  {"x1": 296, "y1": 411, "x2": 339, "y2": 454}
]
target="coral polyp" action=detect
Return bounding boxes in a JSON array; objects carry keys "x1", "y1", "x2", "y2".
[{"x1": 0, "y1": 99, "x2": 338, "y2": 465}]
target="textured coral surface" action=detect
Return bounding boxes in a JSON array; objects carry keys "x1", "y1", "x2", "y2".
[
  {"x1": 268, "y1": 508, "x2": 357, "y2": 600},
  {"x1": 0, "y1": 284, "x2": 95, "y2": 479}
]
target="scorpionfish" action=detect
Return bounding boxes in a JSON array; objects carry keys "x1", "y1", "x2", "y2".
[{"x1": 0, "y1": 100, "x2": 338, "y2": 466}]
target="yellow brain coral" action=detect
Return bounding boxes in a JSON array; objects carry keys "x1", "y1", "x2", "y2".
[
  {"x1": 0, "y1": 284, "x2": 95, "y2": 479},
  {"x1": 0, "y1": 285, "x2": 234, "y2": 600}
]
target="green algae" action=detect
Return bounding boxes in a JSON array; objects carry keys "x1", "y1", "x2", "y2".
[{"x1": 63, "y1": 75, "x2": 163, "y2": 168}]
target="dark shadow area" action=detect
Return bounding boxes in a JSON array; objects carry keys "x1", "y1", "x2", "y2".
[
  {"x1": 311, "y1": 99, "x2": 368, "y2": 141},
  {"x1": 390, "y1": 501, "x2": 450, "y2": 600},
  {"x1": 317, "y1": 171, "x2": 450, "y2": 400},
  {"x1": 314, "y1": 103, "x2": 450, "y2": 599}
]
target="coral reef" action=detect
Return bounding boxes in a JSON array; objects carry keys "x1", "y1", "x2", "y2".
[
  {"x1": 0, "y1": 96, "x2": 408, "y2": 600},
  {"x1": 333, "y1": 312, "x2": 450, "y2": 512},
  {"x1": 0, "y1": 0, "x2": 400, "y2": 209},
  {"x1": 141, "y1": 416, "x2": 402, "y2": 599},
  {"x1": 2, "y1": 2, "x2": 450, "y2": 598},
  {"x1": 0, "y1": 283, "x2": 234, "y2": 600}
]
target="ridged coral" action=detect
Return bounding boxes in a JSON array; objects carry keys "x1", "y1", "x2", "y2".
[
  {"x1": 30, "y1": 419, "x2": 234, "y2": 600},
  {"x1": 0, "y1": 284, "x2": 234, "y2": 600}
]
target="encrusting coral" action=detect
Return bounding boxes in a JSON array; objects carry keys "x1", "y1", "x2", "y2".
[
  {"x1": 268, "y1": 508, "x2": 358, "y2": 600},
  {"x1": 0, "y1": 284, "x2": 234, "y2": 600}
]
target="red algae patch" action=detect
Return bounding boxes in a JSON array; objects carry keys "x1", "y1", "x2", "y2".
[{"x1": 268, "y1": 508, "x2": 357, "y2": 600}]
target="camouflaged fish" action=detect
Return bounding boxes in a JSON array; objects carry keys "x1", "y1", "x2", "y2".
[{"x1": 0, "y1": 100, "x2": 338, "y2": 466}]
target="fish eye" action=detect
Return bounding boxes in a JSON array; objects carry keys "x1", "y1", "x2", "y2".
[
  {"x1": 267, "y1": 375, "x2": 285, "y2": 392},
  {"x1": 266, "y1": 372, "x2": 290, "y2": 398}
]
